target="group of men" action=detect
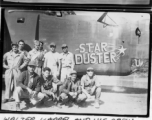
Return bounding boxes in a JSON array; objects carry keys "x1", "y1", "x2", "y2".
[{"x1": 3, "y1": 39, "x2": 102, "y2": 111}]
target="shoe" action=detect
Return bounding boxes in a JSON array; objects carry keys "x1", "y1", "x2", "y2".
[
  {"x1": 78, "y1": 101, "x2": 86, "y2": 107},
  {"x1": 73, "y1": 103, "x2": 79, "y2": 108},
  {"x1": 94, "y1": 101, "x2": 100, "y2": 108},
  {"x1": 2, "y1": 99, "x2": 9, "y2": 103},
  {"x1": 36, "y1": 101, "x2": 44, "y2": 108},
  {"x1": 56, "y1": 103, "x2": 62, "y2": 108},
  {"x1": 16, "y1": 103, "x2": 21, "y2": 111}
]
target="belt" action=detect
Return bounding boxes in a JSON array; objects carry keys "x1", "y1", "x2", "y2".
[{"x1": 62, "y1": 66, "x2": 71, "y2": 68}]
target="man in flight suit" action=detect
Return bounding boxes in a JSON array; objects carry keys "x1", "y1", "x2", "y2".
[{"x1": 3, "y1": 42, "x2": 28, "y2": 103}]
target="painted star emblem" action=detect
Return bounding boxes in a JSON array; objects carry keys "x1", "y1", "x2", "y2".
[{"x1": 118, "y1": 45, "x2": 127, "y2": 56}]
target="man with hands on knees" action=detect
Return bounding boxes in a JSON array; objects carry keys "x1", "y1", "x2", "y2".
[
  {"x1": 40, "y1": 67, "x2": 63, "y2": 104},
  {"x1": 81, "y1": 67, "x2": 102, "y2": 108},
  {"x1": 14, "y1": 61, "x2": 45, "y2": 111},
  {"x1": 59, "y1": 70, "x2": 87, "y2": 107}
]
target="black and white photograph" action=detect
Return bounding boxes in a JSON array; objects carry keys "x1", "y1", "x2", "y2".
[{"x1": 1, "y1": 8, "x2": 150, "y2": 116}]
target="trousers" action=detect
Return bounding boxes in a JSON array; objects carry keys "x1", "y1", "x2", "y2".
[
  {"x1": 14, "y1": 86, "x2": 45, "y2": 105},
  {"x1": 4, "y1": 68, "x2": 21, "y2": 99},
  {"x1": 60, "y1": 67, "x2": 72, "y2": 83}
]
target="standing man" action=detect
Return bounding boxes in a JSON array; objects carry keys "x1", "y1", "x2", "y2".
[
  {"x1": 28, "y1": 40, "x2": 44, "y2": 76},
  {"x1": 39, "y1": 41, "x2": 47, "y2": 54},
  {"x1": 81, "y1": 67, "x2": 102, "y2": 108},
  {"x1": 3, "y1": 42, "x2": 28, "y2": 103},
  {"x1": 18, "y1": 39, "x2": 28, "y2": 57},
  {"x1": 43, "y1": 42, "x2": 61, "y2": 79},
  {"x1": 60, "y1": 44, "x2": 75, "y2": 83},
  {"x1": 14, "y1": 61, "x2": 45, "y2": 111},
  {"x1": 18, "y1": 39, "x2": 29, "y2": 71}
]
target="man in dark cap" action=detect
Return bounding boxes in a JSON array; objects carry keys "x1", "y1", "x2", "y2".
[
  {"x1": 43, "y1": 42, "x2": 61, "y2": 79},
  {"x1": 14, "y1": 61, "x2": 45, "y2": 111},
  {"x1": 60, "y1": 44, "x2": 75, "y2": 83},
  {"x1": 58, "y1": 70, "x2": 86, "y2": 107},
  {"x1": 28, "y1": 40, "x2": 45, "y2": 76},
  {"x1": 81, "y1": 67, "x2": 102, "y2": 108},
  {"x1": 3, "y1": 42, "x2": 28, "y2": 103}
]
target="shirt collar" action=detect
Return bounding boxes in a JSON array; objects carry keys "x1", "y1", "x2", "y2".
[
  {"x1": 86, "y1": 74, "x2": 95, "y2": 79},
  {"x1": 33, "y1": 48, "x2": 39, "y2": 52},
  {"x1": 28, "y1": 71, "x2": 35, "y2": 78},
  {"x1": 10, "y1": 50, "x2": 21, "y2": 56},
  {"x1": 63, "y1": 51, "x2": 69, "y2": 55},
  {"x1": 43, "y1": 75, "x2": 53, "y2": 81}
]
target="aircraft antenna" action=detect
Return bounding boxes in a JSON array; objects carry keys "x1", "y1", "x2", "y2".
[
  {"x1": 35, "y1": 15, "x2": 40, "y2": 40},
  {"x1": 107, "y1": 14, "x2": 118, "y2": 26}
]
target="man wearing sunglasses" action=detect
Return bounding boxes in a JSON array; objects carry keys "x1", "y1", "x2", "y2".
[
  {"x1": 60, "y1": 44, "x2": 75, "y2": 83},
  {"x1": 43, "y1": 42, "x2": 61, "y2": 79},
  {"x1": 81, "y1": 67, "x2": 102, "y2": 108}
]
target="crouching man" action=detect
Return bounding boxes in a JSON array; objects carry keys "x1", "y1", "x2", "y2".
[
  {"x1": 14, "y1": 61, "x2": 45, "y2": 111},
  {"x1": 59, "y1": 70, "x2": 87, "y2": 107},
  {"x1": 40, "y1": 67, "x2": 63, "y2": 104},
  {"x1": 81, "y1": 67, "x2": 102, "y2": 108}
]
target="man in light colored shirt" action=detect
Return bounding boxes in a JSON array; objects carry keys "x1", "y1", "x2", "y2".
[
  {"x1": 81, "y1": 67, "x2": 102, "y2": 108},
  {"x1": 3, "y1": 42, "x2": 28, "y2": 103},
  {"x1": 60, "y1": 44, "x2": 75, "y2": 83},
  {"x1": 43, "y1": 42, "x2": 61, "y2": 79},
  {"x1": 28, "y1": 40, "x2": 44, "y2": 76}
]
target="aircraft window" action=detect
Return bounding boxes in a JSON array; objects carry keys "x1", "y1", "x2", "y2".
[{"x1": 17, "y1": 18, "x2": 25, "y2": 23}]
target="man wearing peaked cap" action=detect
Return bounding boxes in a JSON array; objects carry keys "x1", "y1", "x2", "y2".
[
  {"x1": 28, "y1": 40, "x2": 45, "y2": 76},
  {"x1": 81, "y1": 67, "x2": 102, "y2": 108},
  {"x1": 3, "y1": 41, "x2": 28, "y2": 104},
  {"x1": 11, "y1": 42, "x2": 18, "y2": 47},
  {"x1": 61, "y1": 44, "x2": 67, "y2": 48},
  {"x1": 70, "y1": 70, "x2": 77, "y2": 75},
  {"x1": 60, "y1": 44, "x2": 75, "y2": 83},
  {"x1": 14, "y1": 58, "x2": 45, "y2": 111},
  {"x1": 87, "y1": 67, "x2": 94, "y2": 71},
  {"x1": 43, "y1": 42, "x2": 61, "y2": 79},
  {"x1": 28, "y1": 60, "x2": 37, "y2": 66},
  {"x1": 58, "y1": 70, "x2": 87, "y2": 107},
  {"x1": 50, "y1": 42, "x2": 56, "y2": 47}
]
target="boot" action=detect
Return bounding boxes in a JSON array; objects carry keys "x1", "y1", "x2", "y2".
[
  {"x1": 16, "y1": 103, "x2": 21, "y2": 111},
  {"x1": 94, "y1": 100, "x2": 100, "y2": 108}
]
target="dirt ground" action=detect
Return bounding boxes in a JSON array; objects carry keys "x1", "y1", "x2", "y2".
[{"x1": 1, "y1": 90, "x2": 148, "y2": 115}]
